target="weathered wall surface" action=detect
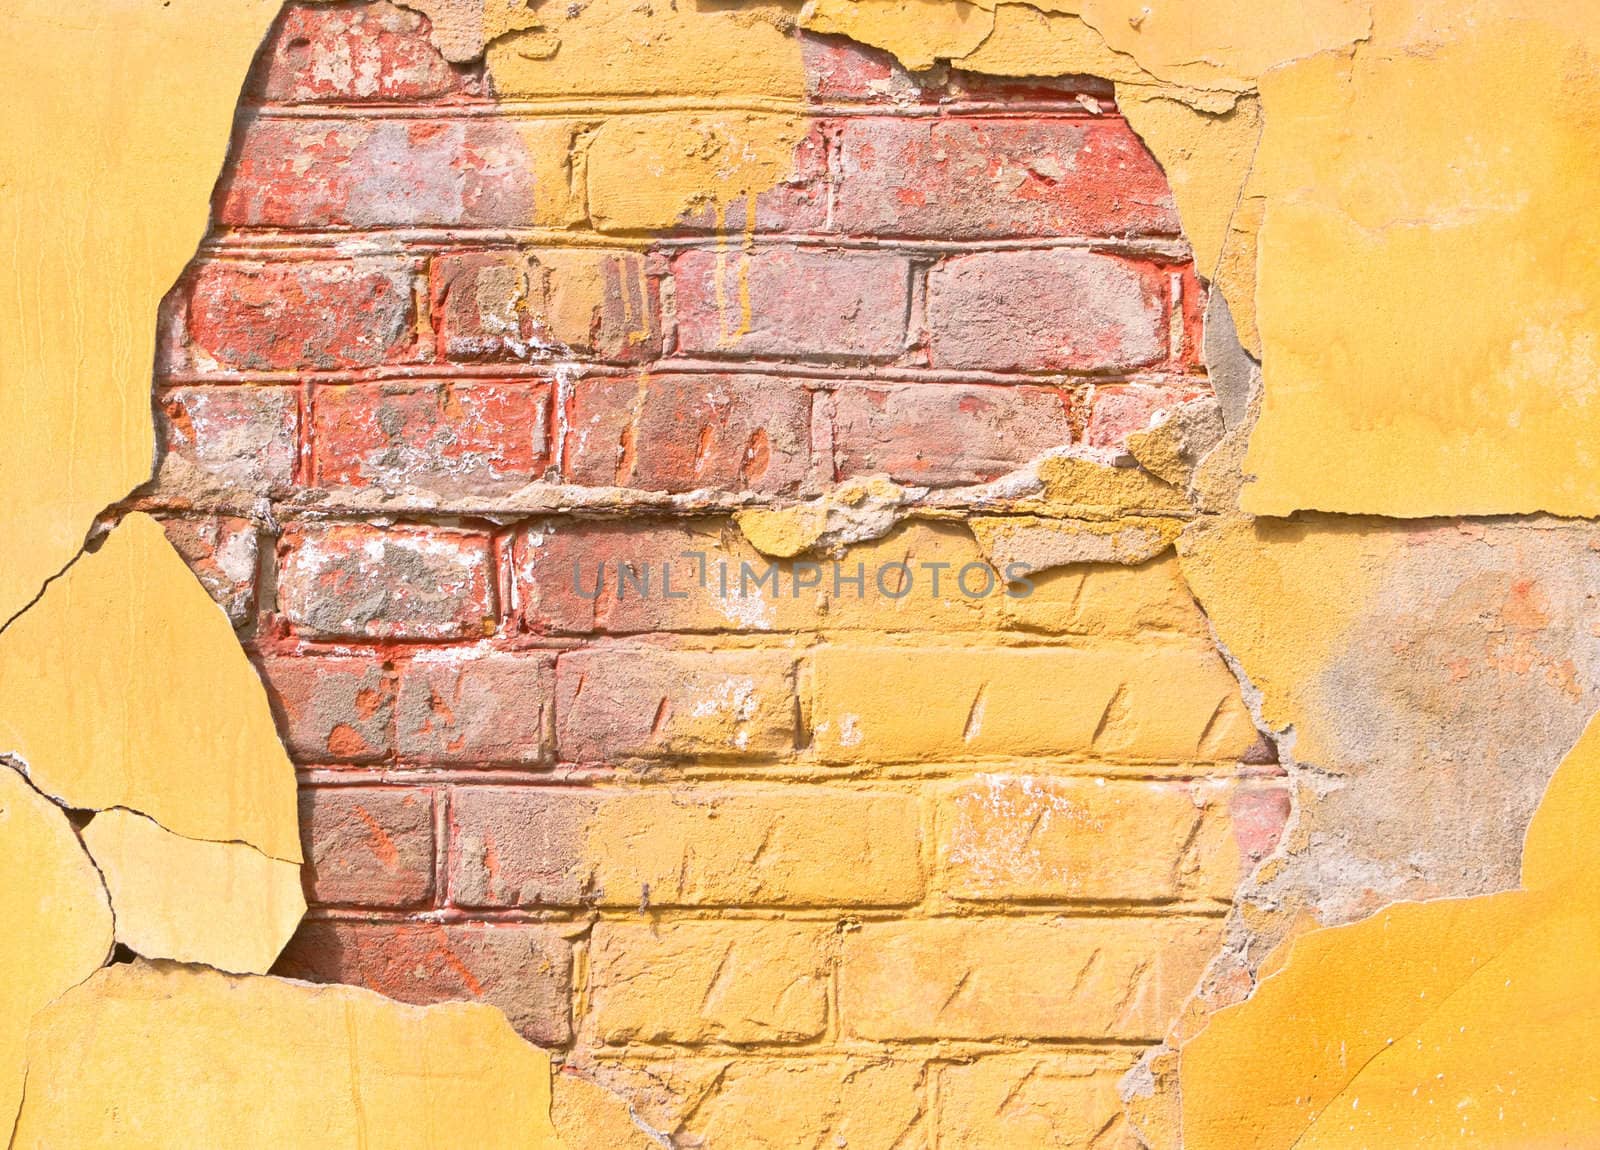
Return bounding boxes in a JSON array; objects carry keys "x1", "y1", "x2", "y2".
[{"x1": 135, "y1": 6, "x2": 1288, "y2": 1142}]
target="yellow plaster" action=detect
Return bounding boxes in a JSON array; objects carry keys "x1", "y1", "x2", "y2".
[
  {"x1": 1242, "y1": 16, "x2": 1600, "y2": 516},
  {"x1": 81, "y1": 810, "x2": 306, "y2": 976},
  {"x1": 803, "y1": 0, "x2": 996, "y2": 71},
  {"x1": 0, "y1": 766, "x2": 113, "y2": 1136},
  {"x1": 0, "y1": 0, "x2": 283, "y2": 626},
  {"x1": 10, "y1": 960, "x2": 563, "y2": 1149},
  {"x1": 0, "y1": 513, "x2": 300, "y2": 862},
  {"x1": 1183, "y1": 710, "x2": 1600, "y2": 1148}
]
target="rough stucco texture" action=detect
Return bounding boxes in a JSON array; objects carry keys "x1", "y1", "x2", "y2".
[{"x1": 135, "y1": 6, "x2": 1287, "y2": 1144}]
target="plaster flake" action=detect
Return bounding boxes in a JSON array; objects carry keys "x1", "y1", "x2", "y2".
[
  {"x1": 9, "y1": 961, "x2": 563, "y2": 1148},
  {"x1": 81, "y1": 810, "x2": 307, "y2": 976},
  {"x1": 0, "y1": 766, "x2": 114, "y2": 1137},
  {"x1": 0, "y1": 513, "x2": 300, "y2": 863}
]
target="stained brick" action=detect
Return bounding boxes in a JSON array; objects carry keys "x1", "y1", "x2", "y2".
[
  {"x1": 254, "y1": 653, "x2": 397, "y2": 763},
  {"x1": 157, "y1": 386, "x2": 298, "y2": 499},
  {"x1": 672, "y1": 247, "x2": 911, "y2": 361},
  {"x1": 276, "y1": 523, "x2": 494, "y2": 641},
  {"x1": 1083, "y1": 382, "x2": 1208, "y2": 448},
  {"x1": 252, "y1": 2, "x2": 474, "y2": 104},
  {"x1": 188, "y1": 261, "x2": 415, "y2": 371},
  {"x1": 831, "y1": 383, "x2": 1072, "y2": 486},
  {"x1": 925, "y1": 250, "x2": 1167, "y2": 373},
  {"x1": 562, "y1": 373, "x2": 812, "y2": 495},
  {"x1": 839, "y1": 917, "x2": 1223, "y2": 1040},
  {"x1": 586, "y1": 922, "x2": 830, "y2": 1045},
  {"x1": 428, "y1": 248, "x2": 660, "y2": 364},
  {"x1": 809, "y1": 644, "x2": 1257, "y2": 764},
  {"x1": 511, "y1": 518, "x2": 820, "y2": 635},
  {"x1": 448, "y1": 785, "x2": 922, "y2": 908},
  {"x1": 156, "y1": 515, "x2": 260, "y2": 626},
  {"x1": 298, "y1": 786, "x2": 435, "y2": 906},
  {"x1": 274, "y1": 920, "x2": 572, "y2": 1044},
  {"x1": 937, "y1": 776, "x2": 1263, "y2": 903},
  {"x1": 555, "y1": 647, "x2": 797, "y2": 761},
  {"x1": 310, "y1": 381, "x2": 550, "y2": 496},
  {"x1": 217, "y1": 118, "x2": 580, "y2": 229},
  {"x1": 831, "y1": 116, "x2": 1180, "y2": 239},
  {"x1": 396, "y1": 650, "x2": 555, "y2": 764}
]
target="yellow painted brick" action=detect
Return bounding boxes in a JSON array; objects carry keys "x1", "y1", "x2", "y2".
[
  {"x1": 822, "y1": 521, "x2": 1005, "y2": 632},
  {"x1": 449, "y1": 785, "x2": 924, "y2": 908},
  {"x1": 937, "y1": 776, "x2": 1245, "y2": 903},
  {"x1": 486, "y1": 0, "x2": 804, "y2": 98},
  {"x1": 935, "y1": 1056, "x2": 1139, "y2": 1150},
  {"x1": 592, "y1": 1057, "x2": 929, "y2": 1150},
  {"x1": 585, "y1": 921, "x2": 830, "y2": 1045},
  {"x1": 810, "y1": 644, "x2": 1256, "y2": 764},
  {"x1": 839, "y1": 917, "x2": 1223, "y2": 1040},
  {"x1": 1002, "y1": 553, "x2": 1212, "y2": 639}
]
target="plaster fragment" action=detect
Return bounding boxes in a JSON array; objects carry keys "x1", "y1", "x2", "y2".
[
  {"x1": 735, "y1": 475, "x2": 923, "y2": 557},
  {"x1": 9, "y1": 960, "x2": 563, "y2": 1149},
  {"x1": 0, "y1": 513, "x2": 300, "y2": 862},
  {"x1": 81, "y1": 810, "x2": 306, "y2": 976},
  {"x1": 1125, "y1": 397, "x2": 1225, "y2": 488},
  {"x1": 971, "y1": 513, "x2": 1183, "y2": 571},
  {"x1": 0, "y1": 765, "x2": 114, "y2": 1137}
]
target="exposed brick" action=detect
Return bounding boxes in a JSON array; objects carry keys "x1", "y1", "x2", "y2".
[
  {"x1": 429, "y1": 248, "x2": 660, "y2": 364},
  {"x1": 925, "y1": 250, "x2": 1167, "y2": 373},
  {"x1": 586, "y1": 922, "x2": 830, "y2": 1045},
  {"x1": 832, "y1": 383, "x2": 1072, "y2": 486},
  {"x1": 254, "y1": 653, "x2": 397, "y2": 763},
  {"x1": 156, "y1": 386, "x2": 298, "y2": 499},
  {"x1": 156, "y1": 515, "x2": 259, "y2": 626},
  {"x1": 188, "y1": 261, "x2": 415, "y2": 371},
  {"x1": 831, "y1": 117, "x2": 1180, "y2": 239},
  {"x1": 555, "y1": 647, "x2": 797, "y2": 761},
  {"x1": 310, "y1": 381, "x2": 550, "y2": 496},
  {"x1": 935, "y1": 1057, "x2": 1134, "y2": 1149},
  {"x1": 396, "y1": 650, "x2": 555, "y2": 764},
  {"x1": 448, "y1": 785, "x2": 922, "y2": 908},
  {"x1": 512, "y1": 518, "x2": 821, "y2": 635},
  {"x1": 585, "y1": 116, "x2": 829, "y2": 234},
  {"x1": 839, "y1": 917, "x2": 1223, "y2": 1040},
  {"x1": 810, "y1": 644, "x2": 1257, "y2": 764},
  {"x1": 251, "y1": 2, "x2": 475, "y2": 104},
  {"x1": 276, "y1": 523, "x2": 494, "y2": 641},
  {"x1": 1083, "y1": 383, "x2": 1209, "y2": 448},
  {"x1": 672, "y1": 247, "x2": 911, "y2": 361},
  {"x1": 802, "y1": 34, "x2": 928, "y2": 103},
  {"x1": 274, "y1": 920, "x2": 572, "y2": 1044},
  {"x1": 562, "y1": 373, "x2": 812, "y2": 495},
  {"x1": 298, "y1": 786, "x2": 435, "y2": 906},
  {"x1": 937, "y1": 777, "x2": 1253, "y2": 903},
  {"x1": 217, "y1": 118, "x2": 580, "y2": 229}
]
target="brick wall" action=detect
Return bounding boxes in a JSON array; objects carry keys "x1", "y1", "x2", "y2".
[{"x1": 141, "y1": 5, "x2": 1286, "y2": 1144}]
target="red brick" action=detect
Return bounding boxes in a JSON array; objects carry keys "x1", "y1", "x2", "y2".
[
  {"x1": 672, "y1": 247, "x2": 911, "y2": 361},
  {"x1": 311, "y1": 381, "x2": 550, "y2": 496},
  {"x1": 925, "y1": 249, "x2": 1168, "y2": 373},
  {"x1": 157, "y1": 515, "x2": 260, "y2": 626},
  {"x1": 156, "y1": 386, "x2": 298, "y2": 498},
  {"x1": 832, "y1": 383, "x2": 1072, "y2": 486},
  {"x1": 274, "y1": 921, "x2": 572, "y2": 1044},
  {"x1": 428, "y1": 248, "x2": 660, "y2": 364},
  {"x1": 188, "y1": 260, "x2": 415, "y2": 371},
  {"x1": 555, "y1": 647, "x2": 798, "y2": 762},
  {"x1": 562, "y1": 373, "x2": 811, "y2": 495},
  {"x1": 217, "y1": 118, "x2": 565, "y2": 229},
  {"x1": 253, "y1": 652, "x2": 397, "y2": 763},
  {"x1": 831, "y1": 116, "x2": 1177, "y2": 239},
  {"x1": 511, "y1": 518, "x2": 818, "y2": 635},
  {"x1": 396, "y1": 650, "x2": 555, "y2": 764},
  {"x1": 299, "y1": 786, "x2": 435, "y2": 906},
  {"x1": 251, "y1": 2, "x2": 475, "y2": 104},
  {"x1": 1083, "y1": 383, "x2": 1209, "y2": 448},
  {"x1": 802, "y1": 34, "x2": 927, "y2": 104},
  {"x1": 276, "y1": 523, "x2": 494, "y2": 641}
]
